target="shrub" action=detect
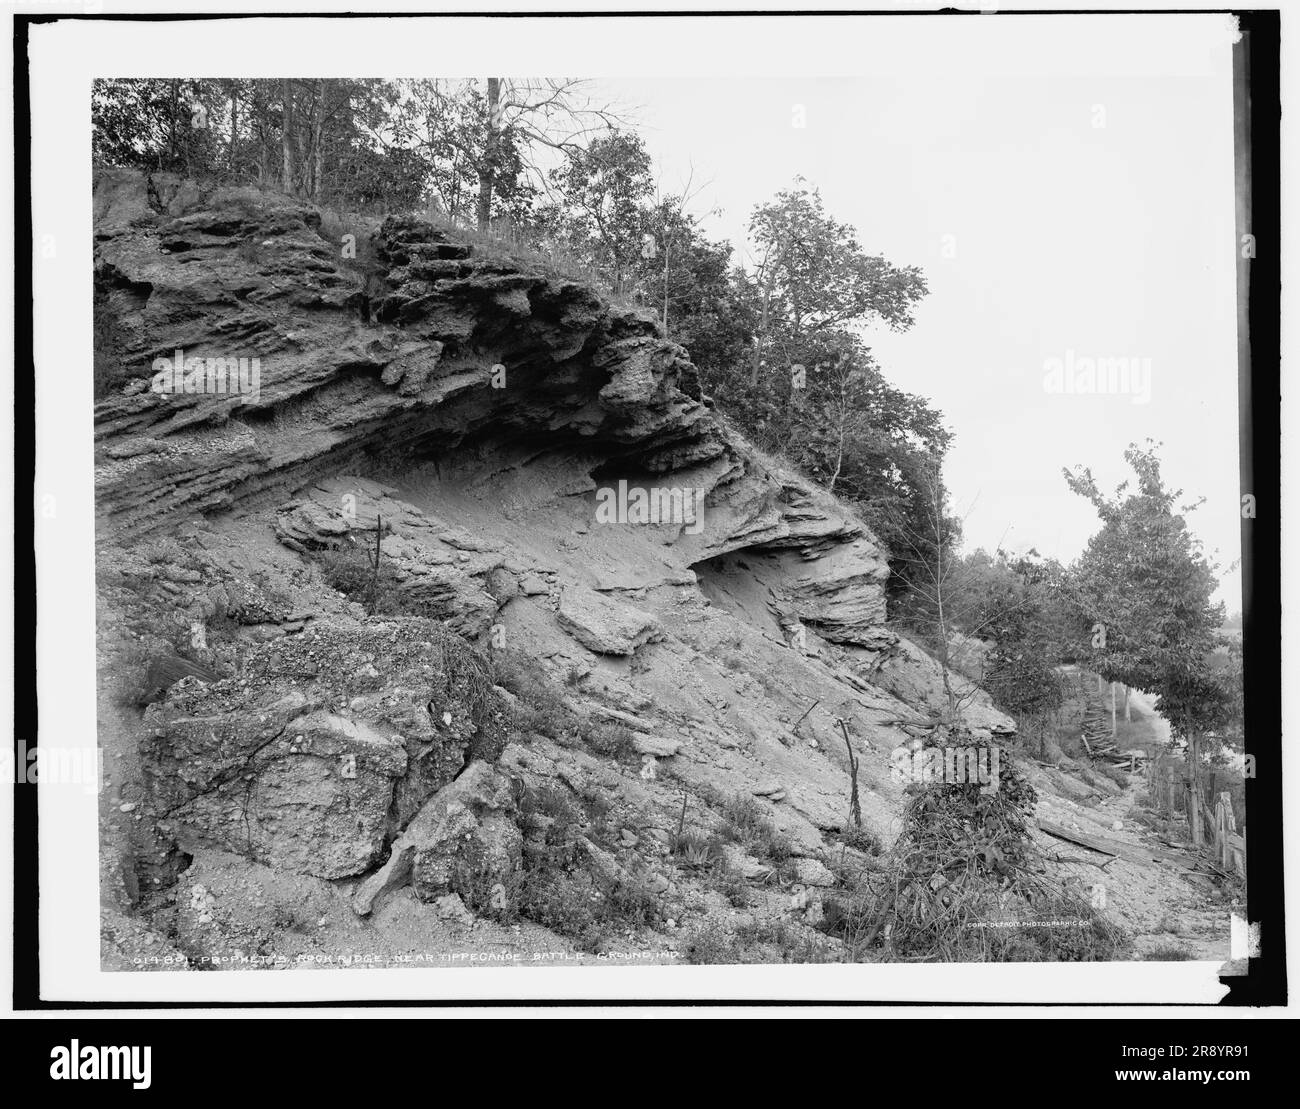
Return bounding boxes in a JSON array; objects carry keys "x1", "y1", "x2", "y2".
[
  {"x1": 670, "y1": 830, "x2": 722, "y2": 869},
  {"x1": 580, "y1": 720, "x2": 636, "y2": 760},
  {"x1": 838, "y1": 825, "x2": 882, "y2": 856},
  {"x1": 451, "y1": 858, "x2": 524, "y2": 924},
  {"x1": 493, "y1": 650, "x2": 580, "y2": 742},
  {"x1": 718, "y1": 793, "x2": 767, "y2": 839},
  {"x1": 819, "y1": 735, "x2": 1130, "y2": 962},
  {"x1": 604, "y1": 877, "x2": 663, "y2": 930},
  {"x1": 509, "y1": 780, "x2": 666, "y2": 951},
  {"x1": 712, "y1": 866, "x2": 752, "y2": 908},
  {"x1": 315, "y1": 541, "x2": 401, "y2": 614},
  {"x1": 517, "y1": 781, "x2": 582, "y2": 830},
  {"x1": 682, "y1": 922, "x2": 736, "y2": 965},
  {"x1": 1142, "y1": 943, "x2": 1196, "y2": 961},
  {"x1": 520, "y1": 869, "x2": 605, "y2": 952},
  {"x1": 754, "y1": 824, "x2": 795, "y2": 866}
]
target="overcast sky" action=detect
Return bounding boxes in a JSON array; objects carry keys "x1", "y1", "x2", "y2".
[{"x1": 590, "y1": 16, "x2": 1242, "y2": 609}]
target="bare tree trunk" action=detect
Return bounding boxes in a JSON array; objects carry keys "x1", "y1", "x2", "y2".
[
  {"x1": 662, "y1": 240, "x2": 669, "y2": 332},
  {"x1": 312, "y1": 118, "x2": 324, "y2": 200},
  {"x1": 837, "y1": 719, "x2": 862, "y2": 828},
  {"x1": 827, "y1": 367, "x2": 848, "y2": 493},
  {"x1": 280, "y1": 79, "x2": 294, "y2": 193},
  {"x1": 828, "y1": 422, "x2": 846, "y2": 493},
  {"x1": 228, "y1": 87, "x2": 238, "y2": 176},
  {"x1": 307, "y1": 78, "x2": 327, "y2": 201},
  {"x1": 926, "y1": 468, "x2": 958, "y2": 722},
  {"x1": 476, "y1": 77, "x2": 501, "y2": 231},
  {"x1": 166, "y1": 78, "x2": 180, "y2": 167},
  {"x1": 254, "y1": 87, "x2": 267, "y2": 183},
  {"x1": 750, "y1": 240, "x2": 782, "y2": 386}
]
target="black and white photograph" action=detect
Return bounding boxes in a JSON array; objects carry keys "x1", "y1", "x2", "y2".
[{"x1": 9, "y1": 0, "x2": 1291, "y2": 1054}]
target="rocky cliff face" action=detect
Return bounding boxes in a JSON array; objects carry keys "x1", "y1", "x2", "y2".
[{"x1": 94, "y1": 169, "x2": 1014, "y2": 968}]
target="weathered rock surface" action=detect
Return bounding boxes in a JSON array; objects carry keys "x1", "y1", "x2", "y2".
[
  {"x1": 275, "y1": 475, "x2": 503, "y2": 636},
  {"x1": 101, "y1": 906, "x2": 190, "y2": 972},
  {"x1": 92, "y1": 169, "x2": 893, "y2": 648},
  {"x1": 352, "y1": 761, "x2": 520, "y2": 915},
  {"x1": 93, "y1": 173, "x2": 1038, "y2": 970},
  {"x1": 557, "y1": 586, "x2": 663, "y2": 656},
  {"x1": 862, "y1": 635, "x2": 1013, "y2": 735},
  {"x1": 141, "y1": 620, "x2": 505, "y2": 879}
]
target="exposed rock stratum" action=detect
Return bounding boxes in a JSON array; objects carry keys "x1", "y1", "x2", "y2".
[{"x1": 94, "y1": 169, "x2": 1019, "y2": 968}]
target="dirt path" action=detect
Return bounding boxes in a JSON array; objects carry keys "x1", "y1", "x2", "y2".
[
  {"x1": 1124, "y1": 687, "x2": 1172, "y2": 747},
  {"x1": 1037, "y1": 773, "x2": 1234, "y2": 961}
]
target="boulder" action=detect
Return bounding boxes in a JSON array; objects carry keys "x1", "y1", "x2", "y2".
[
  {"x1": 147, "y1": 701, "x2": 405, "y2": 880},
  {"x1": 557, "y1": 586, "x2": 663, "y2": 655},
  {"x1": 793, "y1": 858, "x2": 835, "y2": 887},
  {"x1": 142, "y1": 620, "x2": 506, "y2": 880},
  {"x1": 631, "y1": 733, "x2": 682, "y2": 757},
  {"x1": 352, "y1": 761, "x2": 520, "y2": 915}
]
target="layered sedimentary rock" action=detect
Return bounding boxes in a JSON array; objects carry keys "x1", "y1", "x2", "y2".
[
  {"x1": 95, "y1": 173, "x2": 1022, "y2": 967},
  {"x1": 93, "y1": 168, "x2": 891, "y2": 643}
]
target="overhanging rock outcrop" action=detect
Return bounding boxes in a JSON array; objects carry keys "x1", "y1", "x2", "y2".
[{"x1": 93, "y1": 168, "x2": 894, "y2": 645}]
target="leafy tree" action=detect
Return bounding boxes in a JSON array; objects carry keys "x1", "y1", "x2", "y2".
[
  {"x1": 632, "y1": 203, "x2": 754, "y2": 374},
  {"x1": 978, "y1": 552, "x2": 1068, "y2": 751},
  {"x1": 395, "y1": 79, "x2": 535, "y2": 226},
  {"x1": 92, "y1": 78, "x2": 221, "y2": 174},
  {"x1": 546, "y1": 130, "x2": 654, "y2": 293},
  {"x1": 1064, "y1": 442, "x2": 1231, "y2": 748},
  {"x1": 92, "y1": 78, "x2": 425, "y2": 208},
  {"x1": 887, "y1": 456, "x2": 977, "y2": 720},
  {"x1": 745, "y1": 181, "x2": 927, "y2": 385},
  {"x1": 397, "y1": 78, "x2": 625, "y2": 230}
]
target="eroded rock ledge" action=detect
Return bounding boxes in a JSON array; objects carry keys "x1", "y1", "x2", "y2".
[{"x1": 93, "y1": 168, "x2": 891, "y2": 644}]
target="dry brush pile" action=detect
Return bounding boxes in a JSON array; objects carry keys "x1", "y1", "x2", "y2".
[{"x1": 821, "y1": 727, "x2": 1131, "y2": 962}]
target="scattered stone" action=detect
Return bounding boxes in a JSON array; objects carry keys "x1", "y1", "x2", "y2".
[
  {"x1": 557, "y1": 586, "x2": 663, "y2": 656},
  {"x1": 519, "y1": 574, "x2": 550, "y2": 596},
  {"x1": 352, "y1": 761, "x2": 519, "y2": 916},
  {"x1": 631, "y1": 734, "x2": 681, "y2": 758},
  {"x1": 434, "y1": 893, "x2": 475, "y2": 925},
  {"x1": 794, "y1": 858, "x2": 835, "y2": 887}
]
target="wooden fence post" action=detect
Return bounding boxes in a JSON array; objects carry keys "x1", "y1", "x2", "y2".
[{"x1": 1219, "y1": 791, "x2": 1236, "y2": 870}]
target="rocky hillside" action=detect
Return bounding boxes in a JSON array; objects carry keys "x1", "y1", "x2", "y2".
[{"x1": 92, "y1": 168, "x2": 1073, "y2": 969}]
